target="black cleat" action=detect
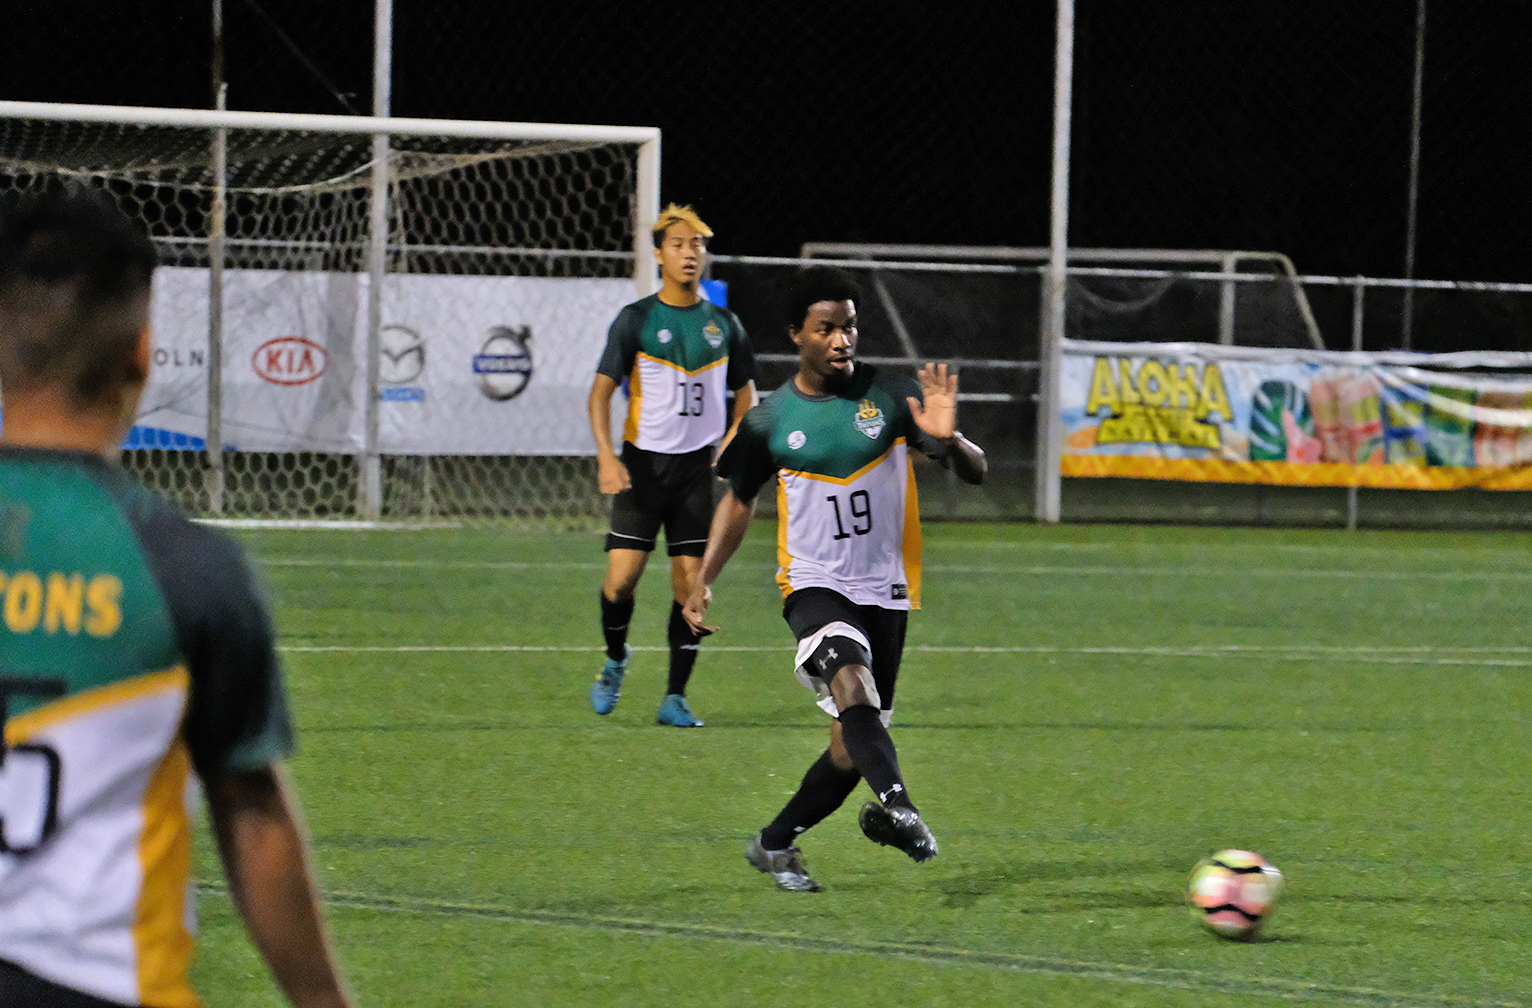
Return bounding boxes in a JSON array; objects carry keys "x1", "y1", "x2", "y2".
[{"x1": 859, "y1": 801, "x2": 938, "y2": 862}]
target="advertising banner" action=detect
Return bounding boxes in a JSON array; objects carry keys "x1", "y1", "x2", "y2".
[
  {"x1": 139, "y1": 267, "x2": 634, "y2": 454},
  {"x1": 1060, "y1": 339, "x2": 1532, "y2": 489}
]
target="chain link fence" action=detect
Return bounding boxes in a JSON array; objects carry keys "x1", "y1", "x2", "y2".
[{"x1": 7, "y1": 4, "x2": 1532, "y2": 528}]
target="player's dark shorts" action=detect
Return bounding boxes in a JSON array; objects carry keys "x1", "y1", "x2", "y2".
[
  {"x1": 0, "y1": 959, "x2": 124, "y2": 1008},
  {"x1": 784, "y1": 586, "x2": 908, "y2": 723},
  {"x1": 604, "y1": 443, "x2": 715, "y2": 557}
]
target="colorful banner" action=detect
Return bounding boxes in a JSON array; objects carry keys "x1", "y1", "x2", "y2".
[
  {"x1": 1060, "y1": 339, "x2": 1532, "y2": 489},
  {"x1": 139, "y1": 267, "x2": 635, "y2": 455}
]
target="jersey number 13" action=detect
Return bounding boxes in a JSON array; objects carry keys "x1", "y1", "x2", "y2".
[{"x1": 677, "y1": 381, "x2": 705, "y2": 417}]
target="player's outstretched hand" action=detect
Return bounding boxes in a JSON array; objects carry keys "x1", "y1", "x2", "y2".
[
  {"x1": 907, "y1": 362, "x2": 958, "y2": 441},
  {"x1": 597, "y1": 453, "x2": 632, "y2": 494},
  {"x1": 682, "y1": 584, "x2": 718, "y2": 637}
]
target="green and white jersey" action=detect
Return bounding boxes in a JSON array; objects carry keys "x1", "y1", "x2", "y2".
[
  {"x1": 717, "y1": 365, "x2": 950, "y2": 610},
  {"x1": 0, "y1": 449, "x2": 294, "y2": 1008},
  {"x1": 596, "y1": 294, "x2": 756, "y2": 454}
]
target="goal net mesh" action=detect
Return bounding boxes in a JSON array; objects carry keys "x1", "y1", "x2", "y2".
[{"x1": 0, "y1": 114, "x2": 644, "y2": 527}]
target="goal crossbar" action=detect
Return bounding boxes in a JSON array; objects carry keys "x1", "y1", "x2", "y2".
[
  {"x1": 0, "y1": 101, "x2": 662, "y2": 527},
  {"x1": 0, "y1": 100, "x2": 658, "y2": 146}
]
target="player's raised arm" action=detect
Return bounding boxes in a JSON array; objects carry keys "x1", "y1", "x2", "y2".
[
  {"x1": 907, "y1": 362, "x2": 987, "y2": 485},
  {"x1": 907, "y1": 362, "x2": 958, "y2": 439},
  {"x1": 682, "y1": 487, "x2": 757, "y2": 634}
]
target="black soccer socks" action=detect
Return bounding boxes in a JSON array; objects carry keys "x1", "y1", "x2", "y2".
[
  {"x1": 600, "y1": 591, "x2": 634, "y2": 662},
  {"x1": 837, "y1": 704, "x2": 916, "y2": 812},
  {"x1": 760, "y1": 750, "x2": 862, "y2": 850},
  {"x1": 666, "y1": 599, "x2": 699, "y2": 696}
]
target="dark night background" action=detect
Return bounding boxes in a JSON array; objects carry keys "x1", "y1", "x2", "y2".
[{"x1": 2, "y1": 1, "x2": 1529, "y2": 282}]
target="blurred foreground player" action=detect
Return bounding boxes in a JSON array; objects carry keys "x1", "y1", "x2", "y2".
[
  {"x1": 587, "y1": 204, "x2": 756, "y2": 726},
  {"x1": 0, "y1": 190, "x2": 355, "y2": 1007},
  {"x1": 683, "y1": 266, "x2": 985, "y2": 890}
]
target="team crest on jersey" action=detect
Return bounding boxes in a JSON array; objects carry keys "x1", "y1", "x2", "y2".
[
  {"x1": 787, "y1": 430, "x2": 806, "y2": 450},
  {"x1": 657, "y1": 328, "x2": 673, "y2": 344},
  {"x1": 853, "y1": 399, "x2": 885, "y2": 439},
  {"x1": 703, "y1": 321, "x2": 724, "y2": 348}
]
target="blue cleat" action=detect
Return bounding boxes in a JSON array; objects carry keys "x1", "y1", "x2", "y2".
[
  {"x1": 655, "y1": 693, "x2": 703, "y2": 727},
  {"x1": 590, "y1": 647, "x2": 629, "y2": 715}
]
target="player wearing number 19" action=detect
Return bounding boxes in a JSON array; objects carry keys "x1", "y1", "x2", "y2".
[
  {"x1": 587, "y1": 204, "x2": 756, "y2": 726},
  {"x1": 0, "y1": 190, "x2": 354, "y2": 1007},
  {"x1": 683, "y1": 265, "x2": 986, "y2": 891}
]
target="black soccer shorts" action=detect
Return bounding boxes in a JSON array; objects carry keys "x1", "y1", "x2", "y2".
[
  {"x1": 783, "y1": 586, "x2": 908, "y2": 720},
  {"x1": 604, "y1": 443, "x2": 715, "y2": 557},
  {"x1": 0, "y1": 959, "x2": 124, "y2": 1008}
]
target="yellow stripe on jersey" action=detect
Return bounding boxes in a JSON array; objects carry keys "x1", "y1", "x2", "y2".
[
  {"x1": 633, "y1": 352, "x2": 729, "y2": 378},
  {"x1": 134, "y1": 738, "x2": 197, "y2": 1008},
  {"x1": 901, "y1": 453, "x2": 923, "y2": 610},
  {"x1": 3, "y1": 665, "x2": 190, "y2": 744},
  {"x1": 778, "y1": 437, "x2": 905, "y2": 488},
  {"x1": 624, "y1": 363, "x2": 645, "y2": 444},
  {"x1": 775, "y1": 477, "x2": 792, "y2": 598},
  {"x1": 626, "y1": 353, "x2": 730, "y2": 444}
]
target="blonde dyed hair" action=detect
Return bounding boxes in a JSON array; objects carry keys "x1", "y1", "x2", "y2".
[{"x1": 651, "y1": 203, "x2": 713, "y2": 246}]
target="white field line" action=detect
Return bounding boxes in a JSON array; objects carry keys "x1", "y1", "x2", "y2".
[
  {"x1": 926, "y1": 566, "x2": 1530, "y2": 579},
  {"x1": 276, "y1": 643, "x2": 1532, "y2": 667},
  {"x1": 260, "y1": 557, "x2": 611, "y2": 569},
  {"x1": 931, "y1": 538, "x2": 1532, "y2": 559},
  {"x1": 191, "y1": 883, "x2": 1525, "y2": 1008},
  {"x1": 254, "y1": 537, "x2": 1532, "y2": 559},
  {"x1": 256, "y1": 556, "x2": 1532, "y2": 581}
]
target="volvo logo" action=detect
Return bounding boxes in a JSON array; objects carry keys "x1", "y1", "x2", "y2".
[{"x1": 472, "y1": 325, "x2": 533, "y2": 402}]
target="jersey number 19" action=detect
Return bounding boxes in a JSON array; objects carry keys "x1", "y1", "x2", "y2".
[{"x1": 827, "y1": 491, "x2": 873, "y2": 540}]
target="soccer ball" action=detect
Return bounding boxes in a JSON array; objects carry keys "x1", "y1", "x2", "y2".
[{"x1": 1186, "y1": 849, "x2": 1282, "y2": 940}]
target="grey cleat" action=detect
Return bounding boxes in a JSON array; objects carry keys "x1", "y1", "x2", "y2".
[
  {"x1": 858, "y1": 801, "x2": 938, "y2": 862},
  {"x1": 745, "y1": 833, "x2": 823, "y2": 892}
]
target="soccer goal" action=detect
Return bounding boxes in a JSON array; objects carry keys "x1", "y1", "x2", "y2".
[{"x1": 0, "y1": 100, "x2": 659, "y2": 528}]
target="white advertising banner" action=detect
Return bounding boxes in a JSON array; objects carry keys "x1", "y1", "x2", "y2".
[{"x1": 140, "y1": 267, "x2": 634, "y2": 454}]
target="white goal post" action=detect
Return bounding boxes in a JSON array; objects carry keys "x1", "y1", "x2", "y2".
[{"x1": 0, "y1": 99, "x2": 660, "y2": 527}]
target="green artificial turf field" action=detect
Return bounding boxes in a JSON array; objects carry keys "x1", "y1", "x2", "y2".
[{"x1": 191, "y1": 522, "x2": 1532, "y2": 1007}]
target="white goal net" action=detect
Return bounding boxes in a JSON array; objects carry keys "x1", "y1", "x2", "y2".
[{"x1": 0, "y1": 102, "x2": 659, "y2": 527}]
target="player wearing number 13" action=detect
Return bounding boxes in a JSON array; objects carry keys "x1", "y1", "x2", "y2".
[
  {"x1": 587, "y1": 204, "x2": 756, "y2": 726},
  {"x1": 683, "y1": 266, "x2": 986, "y2": 891},
  {"x1": 0, "y1": 190, "x2": 353, "y2": 1007}
]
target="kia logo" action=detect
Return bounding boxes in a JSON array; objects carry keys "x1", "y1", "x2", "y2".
[{"x1": 253, "y1": 336, "x2": 327, "y2": 386}]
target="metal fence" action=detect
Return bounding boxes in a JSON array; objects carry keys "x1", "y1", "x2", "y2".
[{"x1": 714, "y1": 250, "x2": 1532, "y2": 529}]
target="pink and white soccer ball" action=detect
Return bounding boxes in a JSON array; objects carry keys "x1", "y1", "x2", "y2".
[{"x1": 1186, "y1": 849, "x2": 1283, "y2": 940}]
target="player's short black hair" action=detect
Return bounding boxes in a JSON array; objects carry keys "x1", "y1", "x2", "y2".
[
  {"x1": 783, "y1": 265, "x2": 862, "y2": 332},
  {"x1": 0, "y1": 185, "x2": 158, "y2": 407}
]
